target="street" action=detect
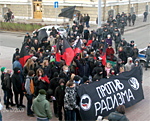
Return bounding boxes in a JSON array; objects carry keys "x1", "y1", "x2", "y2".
[{"x1": 0, "y1": 25, "x2": 150, "y2": 121}]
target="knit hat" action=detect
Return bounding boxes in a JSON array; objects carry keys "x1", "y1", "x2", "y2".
[
  {"x1": 1, "y1": 67, "x2": 6, "y2": 72},
  {"x1": 73, "y1": 75, "x2": 81, "y2": 82},
  {"x1": 39, "y1": 89, "x2": 46, "y2": 95}
]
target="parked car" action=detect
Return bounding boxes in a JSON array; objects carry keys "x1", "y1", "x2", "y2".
[
  {"x1": 139, "y1": 47, "x2": 150, "y2": 67},
  {"x1": 33, "y1": 25, "x2": 67, "y2": 38}
]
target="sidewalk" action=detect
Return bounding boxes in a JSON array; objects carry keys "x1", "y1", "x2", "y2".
[{"x1": 0, "y1": 15, "x2": 150, "y2": 33}]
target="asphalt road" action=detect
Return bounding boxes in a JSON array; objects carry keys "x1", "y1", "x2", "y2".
[{"x1": 0, "y1": 26, "x2": 150, "y2": 121}]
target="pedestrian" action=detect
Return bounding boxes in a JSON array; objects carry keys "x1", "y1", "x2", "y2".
[
  {"x1": 4, "y1": 69, "x2": 15, "y2": 110},
  {"x1": 11, "y1": 67, "x2": 25, "y2": 108},
  {"x1": 55, "y1": 79, "x2": 66, "y2": 121},
  {"x1": 83, "y1": 27, "x2": 89, "y2": 40},
  {"x1": 12, "y1": 48, "x2": 20, "y2": 63},
  {"x1": 145, "y1": 43, "x2": 150, "y2": 71},
  {"x1": 49, "y1": 72, "x2": 59, "y2": 118},
  {"x1": 143, "y1": 10, "x2": 148, "y2": 22},
  {"x1": 96, "y1": 26, "x2": 103, "y2": 42},
  {"x1": 106, "y1": 35, "x2": 112, "y2": 46},
  {"x1": 66, "y1": 25, "x2": 71, "y2": 37},
  {"x1": 114, "y1": 33, "x2": 121, "y2": 54},
  {"x1": 128, "y1": 13, "x2": 132, "y2": 26},
  {"x1": 124, "y1": 57, "x2": 134, "y2": 71},
  {"x1": 130, "y1": 40, "x2": 134, "y2": 48},
  {"x1": 132, "y1": 44, "x2": 139, "y2": 62},
  {"x1": 1, "y1": 67, "x2": 7, "y2": 105},
  {"x1": 24, "y1": 32, "x2": 31, "y2": 43},
  {"x1": 86, "y1": 14, "x2": 90, "y2": 28},
  {"x1": 108, "y1": 105, "x2": 129, "y2": 121},
  {"x1": 64, "y1": 81, "x2": 79, "y2": 121},
  {"x1": 32, "y1": 89, "x2": 53, "y2": 121},
  {"x1": 106, "y1": 44, "x2": 115, "y2": 61},
  {"x1": 118, "y1": 46, "x2": 127, "y2": 64},
  {"x1": 131, "y1": 12, "x2": 136, "y2": 25},
  {"x1": 25, "y1": 70, "x2": 35, "y2": 117},
  {"x1": 120, "y1": 20, "x2": 125, "y2": 35}
]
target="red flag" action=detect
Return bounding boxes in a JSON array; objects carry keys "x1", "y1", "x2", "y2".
[
  {"x1": 62, "y1": 37, "x2": 74, "y2": 66},
  {"x1": 19, "y1": 43, "x2": 32, "y2": 67},
  {"x1": 55, "y1": 39, "x2": 61, "y2": 62},
  {"x1": 74, "y1": 39, "x2": 82, "y2": 56},
  {"x1": 86, "y1": 40, "x2": 92, "y2": 46},
  {"x1": 101, "y1": 46, "x2": 107, "y2": 66}
]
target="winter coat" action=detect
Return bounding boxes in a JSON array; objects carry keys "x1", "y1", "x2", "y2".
[
  {"x1": 25, "y1": 76, "x2": 34, "y2": 95},
  {"x1": 55, "y1": 85, "x2": 65, "y2": 106},
  {"x1": 42, "y1": 66, "x2": 51, "y2": 79},
  {"x1": 114, "y1": 35, "x2": 121, "y2": 43},
  {"x1": 64, "y1": 86, "x2": 79, "y2": 110},
  {"x1": 4, "y1": 73, "x2": 11, "y2": 90},
  {"x1": 124, "y1": 57, "x2": 134, "y2": 71},
  {"x1": 118, "y1": 50, "x2": 127, "y2": 64},
  {"x1": 49, "y1": 77, "x2": 59, "y2": 95},
  {"x1": 124, "y1": 46, "x2": 133, "y2": 58},
  {"x1": 108, "y1": 111, "x2": 129, "y2": 121},
  {"x1": 76, "y1": 60, "x2": 90, "y2": 77},
  {"x1": 92, "y1": 40, "x2": 98, "y2": 50},
  {"x1": 132, "y1": 48, "x2": 139, "y2": 58},
  {"x1": 32, "y1": 43, "x2": 39, "y2": 52},
  {"x1": 1, "y1": 73, "x2": 6, "y2": 90},
  {"x1": 106, "y1": 38, "x2": 112, "y2": 46},
  {"x1": 106, "y1": 47, "x2": 115, "y2": 61},
  {"x1": 84, "y1": 29, "x2": 89, "y2": 40},
  {"x1": 146, "y1": 46, "x2": 150, "y2": 57},
  {"x1": 78, "y1": 25, "x2": 84, "y2": 34},
  {"x1": 131, "y1": 14, "x2": 136, "y2": 21},
  {"x1": 32, "y1": 94, "x2": 52, "y2": 119},
  {"x1": 13, "y1": 60, "x2": 23, "y2": 74},
  {"x1": 12, "y1": 52, "x2": 20, "y2": 63},
  {"x1": 11, "y1": 67, "x2": 22, "y2": 93},
  {"x1": 96, "y1": 28, "x2": 103, "y2": 36},
  {"x1": 34, "y1": 75, "x2": 49, "y2": 91},
  {"x1": 59, "y1": 72, "x2": 70, "y2": 84}
]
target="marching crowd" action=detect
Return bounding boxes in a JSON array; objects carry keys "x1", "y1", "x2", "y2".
[{"x1": 1, "y1": 11, "x2": 149, "y2": 121}]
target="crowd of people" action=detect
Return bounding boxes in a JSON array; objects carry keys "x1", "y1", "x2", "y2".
[{"x1": 1, "y1": 11, "x2": 149, "y2": 121}]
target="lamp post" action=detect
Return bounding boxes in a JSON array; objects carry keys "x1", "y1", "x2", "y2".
[{"x1": 98, "y1": 0, "x2": 101, "y2": 27}]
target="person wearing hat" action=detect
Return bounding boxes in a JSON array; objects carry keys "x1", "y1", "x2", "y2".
[
  {"x1": 114, "y1": 32, "x2": 121, "y2": 54},
  {"x1": 55, "y1": 79, "x2": 65, "y2": 121},
  {"x1": 12, "y1": 48, "x2": 20, "y2": 63},
  {"x1": 32, "y1": 89, "x2": 53, "y2": 121},
  {"x1": 1, "y1": 67, "x2": 7, "y2": 105},
  {"x1": 131, "y1": 12, "x2": 136, "y2": 26},
  {"x1": 130, "y1": 40, "x2": 134, "y2": 48},
  {"x1": 24, "y1": 32, "x2": 31, "y2": 43}
]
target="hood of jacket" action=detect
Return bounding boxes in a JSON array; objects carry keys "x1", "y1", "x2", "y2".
[
  {"x1": 127, "y1": 57, "x2": 133, "y2": 64},
  {"x1": 13, "y1": 67, "x2": 20, "y2": 75},
  {"x1": 134, "y1": 59, "x2": 140, "y2": 66},
  {"x1": 36, "y1": 94, "x2": 46, "y2": 102}
]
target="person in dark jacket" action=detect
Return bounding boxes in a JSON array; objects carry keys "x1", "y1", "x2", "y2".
[
  {"x1": 92, "y1": 36, "x2": 98, "y2": 50},
  {"x1": 31, "y1": 32, "x2": 38, "y2": 44},
  {"x1": 145, "y1": 43, "x2": 150, "y2": 71},
  {"x1": 132, "y1": 44, "x2": 139, "y2": 62},
  {"x1": 102, "y1": 29, "x2": 109, "y2": 40},
  {"x1": 78, "y1": 23, "x2": 84, "y2": 36},
  {"x1": 50, "y1": 27, "x2": 58, "y2": 38},
  {"x1": 114, "y1": 33, "x2": 121, "y2": 54},
  {"x1": 108, "y1": 105, "x2": 129, "y2": 121},
  {"x1": 143, "y1": 10, "x2": 148, "y2": 22},
  {"x1": 24, "y1": 32, "x2": 31, "y2": 43},
  {"x1": 130, "y1": 40, "x2": 134, "y2": 48},
  {"x1": 96, "y1": 26, "x2": 103, "y2": 42},
  {"x1": 106, "y1": 35, "x2": 112, "y2": 46},
  {"x1": 32, "y1": 39, "x2": 39, "y2": 52},
  {"x1": 113, "y1": 58, "x2": 123, "y2": 75},
  {"x1": 128, "y1": 13, "x2": 132, "y2": 26},
  {"x1": 59, "y1": 65, "x2": 71, "y2": 84},
  {"x1": 11, "y1": 67, "x2": 25, "y2": 108},
  {"x1": 72, "y1": 23, "x2": 77, "y2": 33},
  {"x1": 55, "y1": 79, "x2": 66, "y2": 121},
  {"x1": 34, "y1": 68, "x2": 50, "y2": 96},
  {"x1": 118, "y1": 46, "x2": 127, "y2": 64},
  {"x1": 84, "y1": 27, "x2": 89, "y2": 40},
  {"x1": 93, "y1": 67, "x2": 103, "y2": 81},
  {"x1": 1, "y1": 67, "x2": 7, "y2": 105},
  {"x1": 86, "y1": 14, "x2": 90, "y2": 28},
  {"x1": 124, "y1": 43, "x2": 133, "y2": 58},
  {"x1": 75, "y1": 58, "x2": 90, "y2": 77},
  {"x1": 120, "y1": 20, "x2": 125, "y2": 35},
  {"x1": 41, "y1": 59, "x2": 51, "y2": 79},
  {"x1": 12, "y1": 48, "x2": 20, "y2": 63},
  {"x1": 49, "y1": 72, "x2": 59, "y2": 117},
  {"x1": 131, "y1": 12, "x2": 136, "y2": 25},
  {"x1": 4, "y1": 70, "x2": 15, "y2": 109},
  {"x1": 132, "y1": 59, "x2": 143, "y2": 82}
]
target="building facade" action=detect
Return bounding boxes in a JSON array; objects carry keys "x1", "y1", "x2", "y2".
[{"x1": 0, "y1": 0, "x2": 150, "y2": 23}]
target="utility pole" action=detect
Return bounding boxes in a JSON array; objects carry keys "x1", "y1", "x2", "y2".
[
  {"x1": 103, "y1": 0, "x2": 106, "y2": 21},
  {"x1": 128, "y1": 0, "x2": 131, "y2": 14},
  {"x1": 98, "y1": 0, "x2": 101, "y2": 27}
]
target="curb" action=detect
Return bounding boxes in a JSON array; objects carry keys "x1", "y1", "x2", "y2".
[{"x1": 124, "y1": 23, "x2": 150, "y2": 32}]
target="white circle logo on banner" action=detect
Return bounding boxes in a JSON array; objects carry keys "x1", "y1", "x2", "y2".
[
  {"x1": 128, "y1": 77, "x2": 139, "y2": 90},
  {"x1": 80, "y1": 94, "x2": 91, "y2": 111}
]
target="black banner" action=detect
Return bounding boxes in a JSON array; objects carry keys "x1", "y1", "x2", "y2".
[{"x1": 77, "y1": 67, "x2": 144, "y2": 120}]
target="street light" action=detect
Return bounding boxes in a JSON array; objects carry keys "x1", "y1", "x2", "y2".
[{"x1": 98, "y1": 0, "x2": 101, "y2": 27}]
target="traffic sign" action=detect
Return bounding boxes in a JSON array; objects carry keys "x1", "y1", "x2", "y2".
[{"x1": 54, "y1": 1, "x2": 58, "y2": 8}]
